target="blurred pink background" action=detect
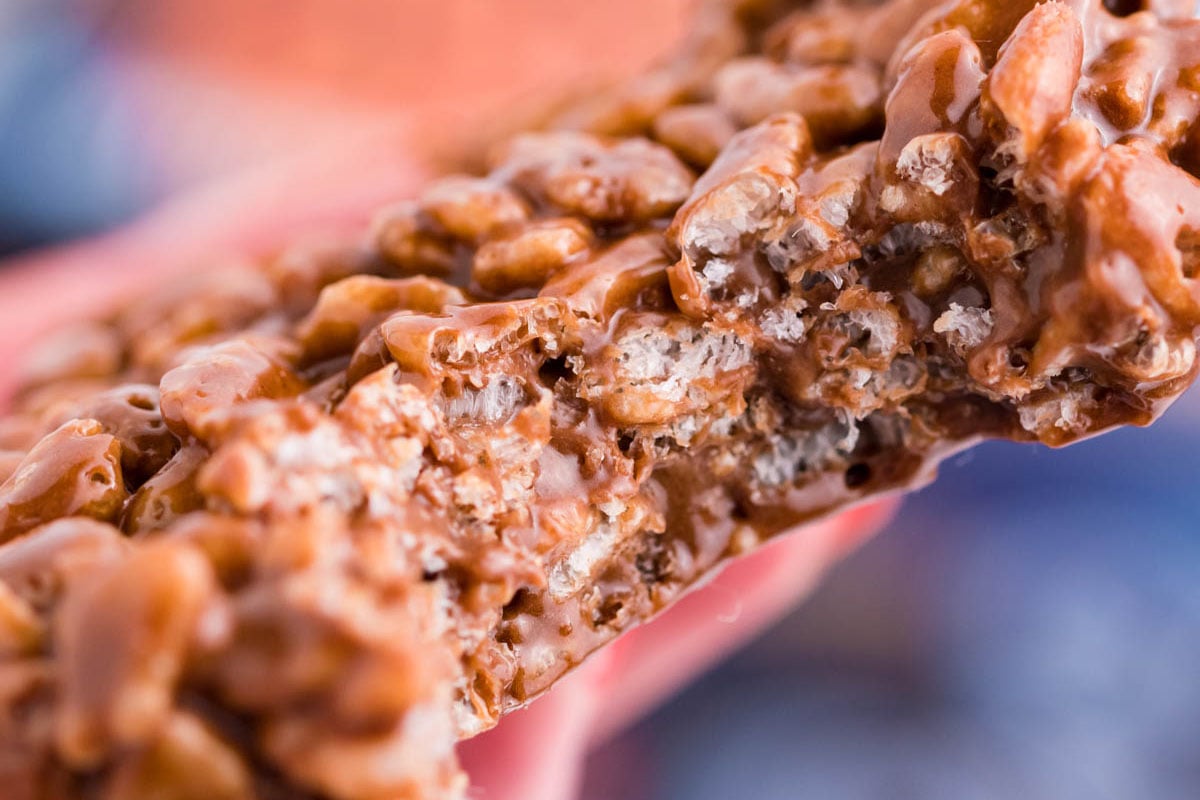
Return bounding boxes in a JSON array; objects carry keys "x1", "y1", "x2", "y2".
[{"x1": 45, "y1": 0, "x2": 690, "y2": 198}]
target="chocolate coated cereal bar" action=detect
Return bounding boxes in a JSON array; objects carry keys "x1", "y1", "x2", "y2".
[{"x1": 3, "y1": 0, "x2": 1200, "y2": 796}]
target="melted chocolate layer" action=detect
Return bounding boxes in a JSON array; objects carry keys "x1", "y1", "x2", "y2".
[{"x1": 3, "y1": 0, "x2": 1200, "y2": 797}]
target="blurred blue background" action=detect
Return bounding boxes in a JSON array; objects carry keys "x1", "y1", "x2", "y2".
[
  {"x1": 0, "y1": 0, "x2": 156, "y2": 255},
  {"x1": 585, "y1": 406, "x2": 1200, "y2": 798},
  {"x1": 3, "y1": 3, "x2": 1199, "y2": 798}
]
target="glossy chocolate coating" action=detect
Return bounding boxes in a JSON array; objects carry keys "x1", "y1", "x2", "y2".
[{"x1": 3, "y1": 0, "x2": 1200, "y2": 797}]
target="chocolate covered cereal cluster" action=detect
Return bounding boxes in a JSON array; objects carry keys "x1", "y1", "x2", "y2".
[{"x1": 3, "y1": 0, "x2": 1200, "y2": 797}]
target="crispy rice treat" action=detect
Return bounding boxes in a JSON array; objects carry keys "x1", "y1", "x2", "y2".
[{"x1": 4, "y1": 0, "x2": 1200, "y2": 796}]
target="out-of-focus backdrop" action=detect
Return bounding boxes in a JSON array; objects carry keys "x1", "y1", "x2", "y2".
[
  {"x1": 0, "y1": 0, "x2": 689, "y2": 253},
  {"x1": 3, "y1": 2, "x2": 1199, "y2": 798}
]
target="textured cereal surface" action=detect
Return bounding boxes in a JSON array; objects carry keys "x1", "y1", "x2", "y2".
[{"x1": 3, "y1": 0, "x2": 1200, "y2": 797}]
